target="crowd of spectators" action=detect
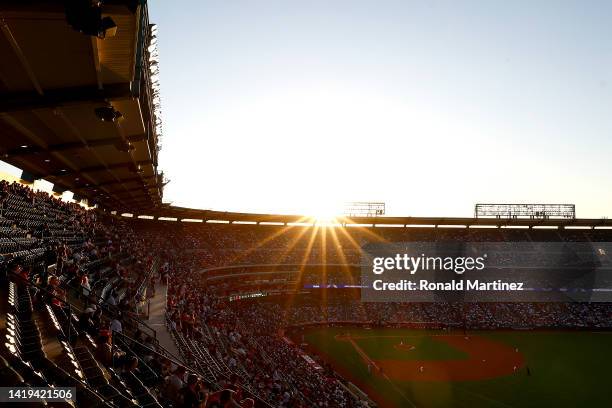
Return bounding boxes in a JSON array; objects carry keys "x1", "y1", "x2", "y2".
[
  {"x1": 1, "y1": 181, "x2": 244, "y2": 407},
  {"x1": 163, "y1": 260, "x2": 368, "y2": 408},
  {"x1": 147, "y1": 219, "x2": 612, "y2": 407},
  {"x1": 3, "y1": 180, "x2": 612, "y2": 408}
]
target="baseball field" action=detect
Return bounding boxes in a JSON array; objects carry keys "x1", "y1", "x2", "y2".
[{"x1": 298, "y1": 327, "x2": 612, "y2": 408}]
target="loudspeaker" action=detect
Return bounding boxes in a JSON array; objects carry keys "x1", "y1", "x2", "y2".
[
  {"x1": 52, "y1": 184, "x2": 66, "y2": 194},
  {"x1": 20, "y1": 171, "x2": 36, "y2": 183}
]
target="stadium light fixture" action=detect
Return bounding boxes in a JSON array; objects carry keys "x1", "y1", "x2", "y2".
[
  {"x1": 65, "y1": 0, "x2": 118, "y2": 39},
  {"x1": 115, "y1": 141, "x2": 135, "y2": 152},
  {"x1": 128, "y1": 164, "x2": 144, "y2": 174},
  {"x1": 95, "y1": 106, "x2": 123, "y2": 122},
  {"x1": 99, "y1": 17, "x2": 118, "y2": 38}
]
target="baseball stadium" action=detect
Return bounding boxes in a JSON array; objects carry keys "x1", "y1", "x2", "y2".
[{"x1": 0, "y1": 1, "x2": 611, "y2": 408}]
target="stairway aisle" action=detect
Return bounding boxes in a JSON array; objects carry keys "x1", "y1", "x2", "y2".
[{"x1": 147, "y1": 283, "x2": 181, "y2": 358}]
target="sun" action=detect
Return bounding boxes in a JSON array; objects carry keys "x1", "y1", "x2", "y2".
[
  {"x1": 307, "y1": 202, "x2": 343, "y2": 225},
  {"x1": 312, "y1": 214, "x2": 339, "y2": 225}
]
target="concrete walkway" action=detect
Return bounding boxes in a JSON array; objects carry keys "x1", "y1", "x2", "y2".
[{"x1": 147, "y1": 283, "x2": 181, "y2": 359}]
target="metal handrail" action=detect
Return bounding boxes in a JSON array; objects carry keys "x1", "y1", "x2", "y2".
[
  {"x1": 6, "y1": 276, "x2": 113, "y2": 407},
  {"x1": 111, "y1": 330, "x2": 159, "y2": 383}
]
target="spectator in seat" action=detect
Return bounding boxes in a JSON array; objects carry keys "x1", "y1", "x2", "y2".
[
  {"x1": 110, "y1": 316, "x2": 123, "y2": 334},
  {"x1": 80, "y1": 272, "x2": 91, "y2": 298},
  {"x1": 95, "y1": 335, "x2": 113, "y2": 366},
  {"x1": 166, "y1": 365, "x2": 186, "y2": 404},
  {"x1": 239, "y1": 398, "x2": 254, "y2": 408},
  {"x1": 207, "y1": 389, "x2": 240, "y2": 408},
  {"x1": 180, "y1": 373, "x2": 208, "y2": 408},
  {"x1": 78, "y1": 306, "x2": 96, "y2": 334},
  {"x1": 106, "y1": 290, "x2": 118, "y2": 307},
  {"x1": 120, "y1": 355, "x2": 139, "y2": 374}
]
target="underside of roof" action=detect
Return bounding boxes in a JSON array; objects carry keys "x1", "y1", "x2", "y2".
[{"x1": 0, "y1": 0, "x2": 163, "y2": 211}]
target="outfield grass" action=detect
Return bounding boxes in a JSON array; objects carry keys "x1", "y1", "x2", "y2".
[{"x1": 301, "y1": 327, "x2": 612, "y2": 408}]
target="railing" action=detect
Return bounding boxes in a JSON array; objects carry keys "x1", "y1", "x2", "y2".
[
  {"x1": 0, "y1": 225, "x2": 47, "y2": 265},
  {"x1": 164, "y1": 312, "x2": 279, "y2": 407},
  {"x1": 235, "y1": 320, "x2": 315, "y2": 407},
  {"x1": 5, "y1": 276, "x2": 114, "y2": 407},
  {"x1": 137, "y1": 257, "x2": 158, "y2": 297},
  {"x1": 111, "y1": 330, "x2": 159, "y2": 384},
  {"x1": 135, "y1": 257, "x2": 159, "y2": 318},
  {"x1": 56, "y1": 256, "x2": 160, "y2": 342}
]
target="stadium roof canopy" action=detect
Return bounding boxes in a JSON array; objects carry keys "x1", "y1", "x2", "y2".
[
  {"x1": 0, "y1": 0, "x2": 163, "y2": 211},
  {"x1": 132, "y1": 206, "x2": 612, "y2": 229}
]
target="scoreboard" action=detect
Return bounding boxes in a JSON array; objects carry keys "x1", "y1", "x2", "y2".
[
  {"x1": 474, "y1": 203, "x2": 576, "y2": 219},
  {"x1": 344, "y1": 202, "x2": 386, "y2": 218}
]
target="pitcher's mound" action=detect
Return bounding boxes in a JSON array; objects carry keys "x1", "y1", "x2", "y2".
[{"x1": 394, "y1": 343, "x2": 416, "y2": 351}]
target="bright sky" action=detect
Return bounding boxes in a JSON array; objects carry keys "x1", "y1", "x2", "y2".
[{"x1": 148, "y1": 0, "x2": 612, "y2": 218}]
